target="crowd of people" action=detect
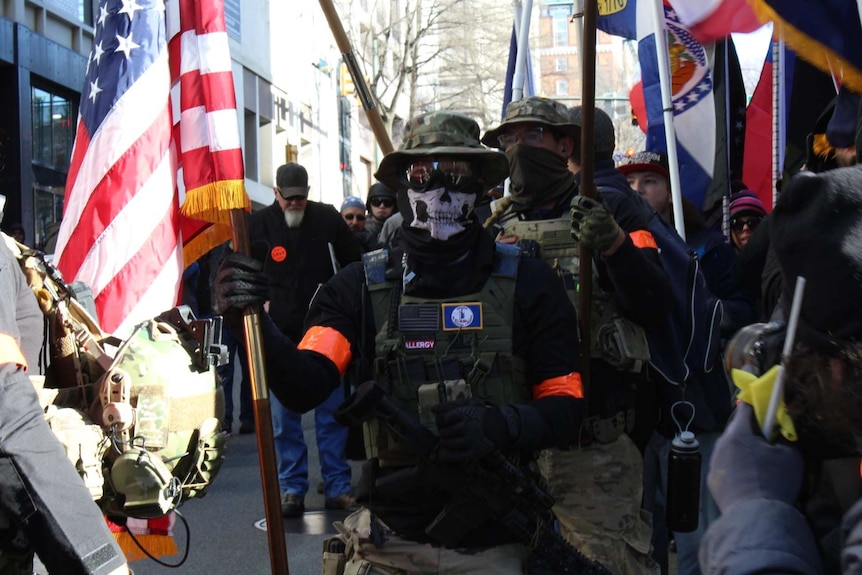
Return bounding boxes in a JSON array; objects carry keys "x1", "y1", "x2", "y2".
[
  {"x1": 211, "y1": 90, "x2": 862, "y2": 575},
  {"x1": 4, "y1": 86, "x2": 862, "y2": 574}
]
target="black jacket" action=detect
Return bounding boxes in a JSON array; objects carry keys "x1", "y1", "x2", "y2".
[{"x1": 249, "y1": 200, "x2": 362, "y2": 341}]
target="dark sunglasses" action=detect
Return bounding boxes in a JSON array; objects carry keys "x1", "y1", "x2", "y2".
[
  {"x1": 730, "y1": 216, "x2": 762, "y2": 232},
  {"x1": 370, "y1": 197, "x2": 395, "y2": 208},
  {"x1": 344, "y1": 214, "x2": 366, "y2": 221},
  {"x1": 402, "y1": 159, "x2": 481, "y2": 192}
]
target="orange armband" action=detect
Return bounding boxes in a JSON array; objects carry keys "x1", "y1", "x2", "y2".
[
  {"x1": 297, "y1": 326, "x2": 352, "y2": 376},
  {"x1": 629, "y1": 230, "x2": 658, "y2": 249},
  {"x1": 533, "y1": 372, "x2": 583, "y2": 400}
]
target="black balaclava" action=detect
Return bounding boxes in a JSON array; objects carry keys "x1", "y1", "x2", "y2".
[{"x1": 506, "y1": 144, "x2": 576, "y2": 206}]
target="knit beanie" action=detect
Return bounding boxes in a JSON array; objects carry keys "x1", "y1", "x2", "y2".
[
  {"x1": 771, "y1": 167, "x2": 862, "y2": 350},
  {"x1": 729, "y1": 190, "x2": 767, "y2": 219}
]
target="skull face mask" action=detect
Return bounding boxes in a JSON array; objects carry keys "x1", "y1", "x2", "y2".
[{"x1": 406, "y1": 187, "x2": 477, "y2": 241}]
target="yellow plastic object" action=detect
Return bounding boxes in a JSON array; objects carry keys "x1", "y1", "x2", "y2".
[{"x1": 732, "y1": 365, "x2": 798, "y2": 442}]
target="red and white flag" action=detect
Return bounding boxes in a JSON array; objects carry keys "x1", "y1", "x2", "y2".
[
  {"x1": 54, "y1": 0, "x2": 247, "y2": 336},
  {"x1": 670, "y1": 0, "x2": 762, "y2": 44}
]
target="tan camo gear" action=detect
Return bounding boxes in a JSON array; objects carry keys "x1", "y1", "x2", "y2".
[
  {"x1": 496, "y1": 213, "x2": 650, "y2": 372},
  {"x1": 13, "y1": 242, "x2": 226, "y2": 512},
  {"x1": 538, "y1": 434, "x2": 660, "y2": 575},
  {"x1": 330, "y1": 508, "x2": 528, "y2": 575}
]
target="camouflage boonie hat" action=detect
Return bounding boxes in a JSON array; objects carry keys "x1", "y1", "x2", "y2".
[
  {"x1": 375, "y1": 110, "x2": 508, "y2": 190},
  {"x1": 482, "y1": 96, "x2": 581, "y2": 148}
]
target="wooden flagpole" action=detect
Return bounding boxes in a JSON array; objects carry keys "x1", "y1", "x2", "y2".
[
  {"x1": 230, "y1": 210, "x2": 290, "y2": 575},
  {"x1": 319, "y1": 0, "x2": 394, "y2": 155},
  {"x1": 578, "y1": 0, "x2": 598, "y2": 405}
]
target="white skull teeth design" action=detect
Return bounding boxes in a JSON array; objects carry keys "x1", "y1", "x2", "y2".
[{"x1": 407, "y1": 187, "x2": 476, "y2": 241}]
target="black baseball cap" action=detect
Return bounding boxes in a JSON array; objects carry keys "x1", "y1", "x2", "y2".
[{"x1": 276, "y1": 163, "x2": 309, "y2": 198}]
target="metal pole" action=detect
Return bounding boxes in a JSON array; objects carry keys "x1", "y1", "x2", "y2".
[
  {"x1": 572, "y1": 0, "x2": 584, "y2": 87},
  {"x1": 229, "y1": 209, "x2": 290, "y2": 575},
  {"x1": 578, "y1": 0, "x2": 599, "y2": 405},
  {"x1": 649, "y1": 0, "x2": 686, "y2": 241},
  {"x1": 319, "y1": 0, "x2": 394, "y2": 155},
  {"x1": 774, "y1": 39, "x2": 786, "y2": 208},
  {"x1": 512, "y1": 0, "x2": 534, "y2": 102}
]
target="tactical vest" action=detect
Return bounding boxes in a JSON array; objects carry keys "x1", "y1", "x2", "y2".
[
  {"x1": 498, "y1": 212, "x2": 650, "y2": 373},
  {"x1": 363, "y1": 245, "x2": 530, "y2": 466}
]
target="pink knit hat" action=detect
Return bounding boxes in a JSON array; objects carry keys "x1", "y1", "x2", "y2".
[{"x1": 729, "y1": 190, "x2": 767, "y2": 218}]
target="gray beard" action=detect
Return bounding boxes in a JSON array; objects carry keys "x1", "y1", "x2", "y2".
[{"x1": 285, "y1": 209, "x2": 305, "y2": 228}]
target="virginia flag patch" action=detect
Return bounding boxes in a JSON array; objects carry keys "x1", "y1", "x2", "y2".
[{"x1": 442, "y1": 302, "x2": 483, "y2": 331}]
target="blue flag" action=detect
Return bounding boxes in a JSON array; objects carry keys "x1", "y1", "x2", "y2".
[{"x1": 502, "y1": 24, "x2": 536, "y2": 117}]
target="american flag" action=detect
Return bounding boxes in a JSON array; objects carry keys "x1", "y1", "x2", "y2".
[{"x1": 54, "y1": 0, "x2": 247, "y2": 336}]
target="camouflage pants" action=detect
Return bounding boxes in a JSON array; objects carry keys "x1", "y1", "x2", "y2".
[
  {"x1": 538, "y1": 435, "x2": 660, "y2": 575},
  {"x1": 327, "y1": 508, "x2": 528, "y2": 575}
]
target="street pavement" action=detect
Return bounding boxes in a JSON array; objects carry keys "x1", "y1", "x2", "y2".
[
  {"x1": 34, "y1": 407, "x2": 346, "y2": 575},
  {"x1": 130, "y1": 390, "x2": 359, "y2": 575}
]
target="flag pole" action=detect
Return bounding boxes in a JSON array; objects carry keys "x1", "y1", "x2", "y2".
[
  {"x1": 649, "y1": 0, "x2": 686, "y2": 241},
  {"x1": 577, "y1": 0, "x2": 598, "y2": 407},
  {"x1": 230, "y1": 210, "x2": 290, "y2": 575},
  {"x1": 512, "y1": 0, "x2": 534, "y2": 101},
  {"x1": 319, "y1": 0, "x2": 394, "y2": 155}
]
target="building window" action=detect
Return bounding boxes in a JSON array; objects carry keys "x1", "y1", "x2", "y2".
[
  {"x1": 553, "y1": 17, "x2": 568, "y2": 47},
  {"x1": 31, "y1": 87, "x2": 74, "y2": 171},
  {"x1": 244, "y1": 109, "x2": 258, "y2": 181},
  {"x1": 556, "y1": 80, "x2": 568, "y2": 96},
  {"x1": 555, "y1": 58, "x2": 567, "y2": 72}
]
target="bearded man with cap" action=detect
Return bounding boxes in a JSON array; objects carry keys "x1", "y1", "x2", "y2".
[
  {"x1": 212, "y1": 111, "x2": 585, "y2": 573},
  {"x1": 701, "y1": 166, "x2": 862, "y2": 573},
  {"x1": 482, "y1": 99, "x2": 667, "y2": 573},
  {"x1": 244, "y1": 162, "x2": 363, "y2": 517}
]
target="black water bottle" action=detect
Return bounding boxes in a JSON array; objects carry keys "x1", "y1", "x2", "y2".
[{"x1": 666, "y1": 431, "x2": 701, "y2": 533}]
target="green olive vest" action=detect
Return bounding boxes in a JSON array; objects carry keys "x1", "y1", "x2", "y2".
[
  {"x1": 499, "y1": 211, "x2": 650, "y2": 373},
  {"x1": 363, "y1": 245, "x2": 530, "y2": 466}
]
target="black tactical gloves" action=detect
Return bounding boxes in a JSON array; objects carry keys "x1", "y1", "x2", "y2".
[
  {"x1": 211, "y1": 253, "x2": 268, "y2": 318},
  {"x1": 433, "y1": 400, "x2": 519, "y2": 462},
  {"x1": 570, "y1": 195, "x2": 624, "y2": 254}
]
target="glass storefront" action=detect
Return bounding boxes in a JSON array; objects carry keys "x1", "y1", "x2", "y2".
[{"x1": 31, "y1": 86, "x2": 76, "y2": 251}]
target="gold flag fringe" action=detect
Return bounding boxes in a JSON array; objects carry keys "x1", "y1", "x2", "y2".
[{"x1": 181, "y1": 180, "x2": 250, "y2": 226}]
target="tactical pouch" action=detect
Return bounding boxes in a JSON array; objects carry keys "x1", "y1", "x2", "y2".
[
  {"x1": 321, "y1": 537, "x2": 347, "y2": 575},
  {"x1": 583, "y1": 412, "x2": 627, "y2": 445},
  {"x1": 594, "y1": 317, "x2": 651, "y2": 373}
]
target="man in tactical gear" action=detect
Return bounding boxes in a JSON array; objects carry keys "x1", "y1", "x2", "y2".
[
  {"x1": 213, "y1": 110, "x2": 585, "y2": 574},
  {"x1": 482, "y1": 98, "x2": 670, "y2": 573},
  {"x1": 0, "y1": 239, "x2": 131, "y2": 575}
]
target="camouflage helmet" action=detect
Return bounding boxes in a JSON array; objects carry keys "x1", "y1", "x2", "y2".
[
  {"x1": 482, "y1": 96, "x2": 580, "y2": 149},
  {"x1": 569, "y1": 106, "x2": 616, "y2": 156},
  {"x1": 375, "y1": 110, "x2": 509, "y2": 190},
  {"x1": 99, "y1": 314, "x2": 225, "y2": 515}
]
